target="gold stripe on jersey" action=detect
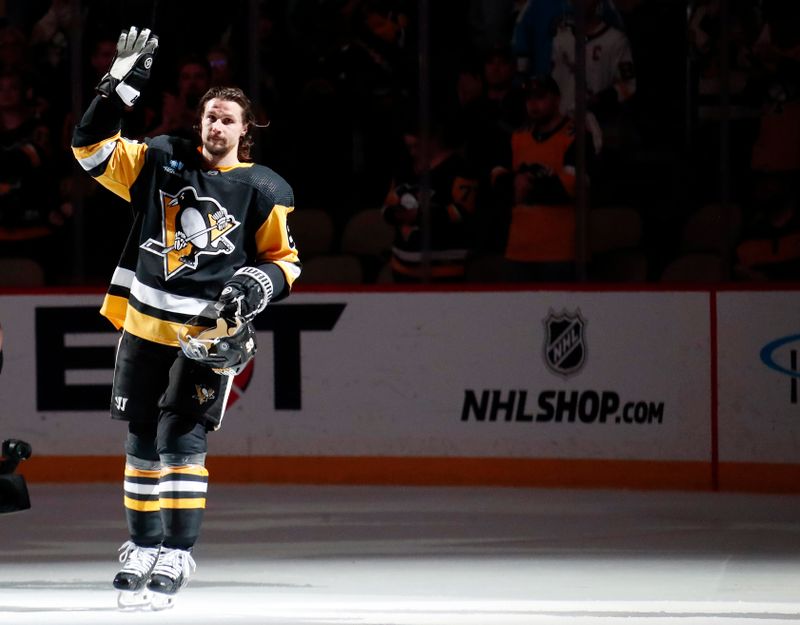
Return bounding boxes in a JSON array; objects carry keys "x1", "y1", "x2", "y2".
[
  {"x1": 72, "y1": 133, "x2": 148, "y2": 202},
  {"x1": 123, "y1": 306, "x2": 208, "y2": 347},
  {"x1": 124, "y1": 495, "x2": 161, "y2": 512},
  {"x1": 100, "y1": 293, "x2": 129, "y2": 331}
]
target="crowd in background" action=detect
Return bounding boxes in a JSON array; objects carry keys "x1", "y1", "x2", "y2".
[{"x1": 0, "y1": 0, "x2": 797, "y2": 286}]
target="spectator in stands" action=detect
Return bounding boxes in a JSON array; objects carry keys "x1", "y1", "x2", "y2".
[
  {"x1": 483, "y1": 44, "x2": 528, "y2": 135},
  {"x1": 382, "y1": 116, "x2": 479, "y2": 282},
  {"x1": 207, "y1": 45, "x2": 236, "y2": 87},
  {"x1": 452, "y1": 49, "x2": 527, "y2": 180},
  {"x1": 513, "y1": 0, "x2": 624, "y2": 78},
  {"x1": 550, "y1": 0, "x2": 636, "y2": 153},
  {"x1": 0, "y1": 25, "x2": 47, "y2": 121},
  {"x1": 468, "y1": 0, "x2": 516, "y2": 57},
  {"x1": 513, "y1": 0, "x2": 568, "y2": 78},
  {"x1": 28, "y1": 1, "x2": 83, "y2": 137},
  {"x1": 734, "y1": 174, "x2": 800, "y2": 281},
  {"x1": 450, "y1": 55, "x2": 515, "y2": 255},
  {"x1": 688, "y1": 0, "x2": 763, "y2": 204},
  {"x1": 749, "y1": 2, "x2": 800, "y2": 201},
  {"x1": 333, "y1": 0, "x2": 415, "y2": 207},
  {"x1": 0, "y1": 71, "x2": 64, "y2": 283},
  {"x1": 147, "y1": 55, "x2": 211, "y2": 141},
  {"x1": 491, "y1": 75, "x2": 594, "y2": 282},
  {"x1": 0, "y1": 25, "x2": 30, "y2": 75},
  {"x1": 735, "y1": 3, "x2": 800, "y2": 281}
]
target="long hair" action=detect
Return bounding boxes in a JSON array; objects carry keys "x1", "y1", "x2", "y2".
[{"x1": 196, "y1": 86, "x2": 257, "y2": 162}]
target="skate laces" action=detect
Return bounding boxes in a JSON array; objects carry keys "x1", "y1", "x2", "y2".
[
  {"x1": 151, "y1": 547, "x2": 196, "y2": 582},
  {"x1": 117, "y1": 541, "x2": 159, "y2": 576}
]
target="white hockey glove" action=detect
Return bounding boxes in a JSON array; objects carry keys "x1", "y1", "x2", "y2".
[{"x1": 96, "y1": 26, "x2": 159, "y2": 107}]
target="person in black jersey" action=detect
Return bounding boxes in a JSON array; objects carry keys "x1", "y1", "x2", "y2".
[{"x1": 71, "y1": 26, "x2": 301, "y2": 609}]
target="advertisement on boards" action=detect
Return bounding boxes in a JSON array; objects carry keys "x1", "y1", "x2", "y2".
[
  {"x1": 717, "y1": 291, "x2": 800, "y2": 465},
  {"x1": 0, "y1": 291, "x2": 711, "y2": 463}
]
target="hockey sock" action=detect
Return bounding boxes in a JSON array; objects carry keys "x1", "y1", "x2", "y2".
[
  {"x1": 158, "y1": 464, "x2": 208, "y2": 549},
  {"x1": 123, "y1": 459, "x2": 163, "y2": 546}
]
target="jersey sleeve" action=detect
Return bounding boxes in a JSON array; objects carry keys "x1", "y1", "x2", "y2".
[
  {"x1": 253, "y1": 203, "x2": 301, "y2": 301},
  {"x1": 241, "y1": 166, "x2": 302, "y2": 303},
  {"x1": 71, "y1": 95, "x2": 149, "y2": 202}
]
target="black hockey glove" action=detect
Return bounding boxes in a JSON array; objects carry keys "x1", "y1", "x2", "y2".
[
  {"x1": 216, "y1": 268, "x2": 274, "y2": 324},
  {"x1": 96, "y1": 26, "x2": 158, "y2": 107}
]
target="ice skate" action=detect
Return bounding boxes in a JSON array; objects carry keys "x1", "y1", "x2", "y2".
[
  {"x1": 147, "y1": 546, "x2": 196, "y2": 610},
  {"x1": 113, "y1": 541, "x2": 160, "y2": 609}
]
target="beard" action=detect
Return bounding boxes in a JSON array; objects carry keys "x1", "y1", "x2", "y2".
[{"x1": 203, "y1": 135, "x2": 235, "y2": 157}]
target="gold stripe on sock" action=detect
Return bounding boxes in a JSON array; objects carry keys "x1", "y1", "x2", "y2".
[
  {"x1": 159, "y1": 497, "x2": 207, "y2": 509},
  {"x1": 124, "y1": 495, "x2": 161, "y2": 512}
]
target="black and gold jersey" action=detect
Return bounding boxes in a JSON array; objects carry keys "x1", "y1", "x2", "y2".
[
  {"x1": 382, "y1": 153, "x2": 479, "y2": 280},
  {"x1": 72, "y1": 96, "x2": 301, "y2": 346}
]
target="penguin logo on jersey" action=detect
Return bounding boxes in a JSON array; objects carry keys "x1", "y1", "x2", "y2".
[{"x1": 141, "y1": 186, "x2": 241, "y2": 279}]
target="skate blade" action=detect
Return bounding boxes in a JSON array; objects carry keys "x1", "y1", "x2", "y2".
[
  {"x1": 116, "y1": 589, "x2": 152, "y2": 610},
  {"x1": 149, "y1": 592, "x2": 176, "y2": 611}
]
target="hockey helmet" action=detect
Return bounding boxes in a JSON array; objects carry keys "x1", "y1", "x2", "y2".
[{"x1": 178, "y1": 306, "x2": 257, "y2": 376}]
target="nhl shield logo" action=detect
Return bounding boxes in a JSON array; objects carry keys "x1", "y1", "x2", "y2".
[{"x1": 543, "y1": 310, "x2": 587, "y2": 376}]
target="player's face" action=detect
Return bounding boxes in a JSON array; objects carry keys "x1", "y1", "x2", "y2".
[{"x1": 200, "y1": 98, "x2": 246, "y2": 161}]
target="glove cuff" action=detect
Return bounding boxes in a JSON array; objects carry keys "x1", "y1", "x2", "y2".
[
  {"x1": 233, "y1": 266, "x2": 273, "y2": 316},
  {"x1": 115, "y1": 82, "x2": 141, "y2": 107},
  {"x1": 96, "y1": 73, "x2": 119, "y2": 99},
  {"x1": 96, "y1": 74, "x2": 139, "y2": 108}
]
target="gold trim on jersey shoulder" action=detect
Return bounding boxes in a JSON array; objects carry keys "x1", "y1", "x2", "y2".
[
  {"x1": 74, "y1": 134, "x2": 149, "y2": 202},
  {"x1": 72, "y1": 132, "x2": 120, "y2": 163},
  {"x1": 215, "y1": 162, "x2": 255, "y2": 172}
]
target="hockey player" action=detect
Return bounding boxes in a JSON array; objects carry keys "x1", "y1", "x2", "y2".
[{"x1": 71, "y1": 27, "x2": 301, "y2": 609}]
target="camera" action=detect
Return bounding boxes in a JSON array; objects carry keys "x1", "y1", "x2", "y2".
[
  {"x1": 1, "y1": 438, "x2": 32, "y2": 474},
  {"x1": 1, "y1": 439, "x2": 32, "y2": 469},
  {"x1": 0, "y1": 438, "x2": 32, "y2": 513}
]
